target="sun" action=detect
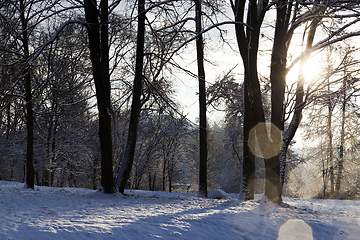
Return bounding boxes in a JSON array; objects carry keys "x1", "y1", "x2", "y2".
[
  {"x1": 302, "y1": 56, "x2": 321, "y2": 82},
  {"x1": 286, "y1": 55, "x2": 321, "y2": 86}
]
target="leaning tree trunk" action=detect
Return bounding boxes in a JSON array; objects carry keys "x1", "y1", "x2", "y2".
[
  {"x1": 267, "y1": 4, "x2": 324, "y2": 204},
  {"x1": 195, "y1": 0, "x2": 208, "y2": 198},
  {"x1": 115, "y1": 0, "x2": 145, "y2": 194}
]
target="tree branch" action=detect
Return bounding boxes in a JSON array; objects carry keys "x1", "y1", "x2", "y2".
[{"x1": 29, "y1": 20, "x2": 90, "y2": 63}]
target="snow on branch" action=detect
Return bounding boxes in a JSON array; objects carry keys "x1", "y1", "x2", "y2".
[
  {"x1": 288, "y1": 29, "x2": 360, "y2": 72},
  {"x1": 29, "y1": 20, "x2": 90, "y2": 64},
  {"x1": 143, "y1": 0, "x2": 176, "y2": 15}
]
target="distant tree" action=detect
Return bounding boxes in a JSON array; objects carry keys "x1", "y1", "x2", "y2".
[
  {"x1": 126, "y1": 112, "x2": 190, "y2": 191},
  {"x1": 114, "y1": 0, "x2": 193, "y2": 194},
  {"x1": 207, "y1": 72, "x2": 244, "y2": 154},
  {"x1": 0, "y1": 0, "x2": 103, "y2": 187},
  {"x1": 0, "y1": 0, "x2": 70, "y2": 188},
  {"x1": 207, "y1": 73, "x2": 243, "y2": 192},
  {"x1": 302, "y1": 45, "x2": 360, "y2": 199},
  {"x1": 0, "y1": 4, "x2": 25, "y2": 181}
]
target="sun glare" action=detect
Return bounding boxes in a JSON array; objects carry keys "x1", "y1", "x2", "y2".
[
  {"x1": 302, "y1": 57, "x2": 320, "y2": 82},
  {"x1": 287, "y1": 55, "x2": 322, "y2": 86}
]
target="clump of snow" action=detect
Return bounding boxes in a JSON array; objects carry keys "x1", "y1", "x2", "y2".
[
  {"x1": 1, "y1": 180, "x2": 360, "y2": 240},
  {"x1": 208, "y1": 189, "x2": 232, "y2": 199}
]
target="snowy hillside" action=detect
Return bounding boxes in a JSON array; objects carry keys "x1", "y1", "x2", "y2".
[{"x1": 1, "y1": 181, "x2": 359, "y2": 239}]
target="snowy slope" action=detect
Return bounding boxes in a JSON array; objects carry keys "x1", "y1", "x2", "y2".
[{"x1": 1, "y1": 181, "x2": 359, "y2": 240}]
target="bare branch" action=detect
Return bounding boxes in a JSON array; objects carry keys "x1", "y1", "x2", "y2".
[{"x1": 29, "y1": 20, "x2": 89, "y2": 63}]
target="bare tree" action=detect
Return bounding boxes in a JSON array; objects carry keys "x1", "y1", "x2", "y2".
[
  {"x1": 115, "y1": 0, "x2": 146, "y2": 194},
  {"x1": 194, "y1": 0, "x2": 208, "y2": 198},
  {"x1": 302, "y1": 45, "x2": 360, "y2": 199},
  {"x1": 0, "y1": 0, "x2": 69, "y2": 188},
  {"x1": 231, "y1": 0, "x2": 360, "y2": 203},
  {"x1": 83, "y1": 0, "x2": 115, "y2": 193}
]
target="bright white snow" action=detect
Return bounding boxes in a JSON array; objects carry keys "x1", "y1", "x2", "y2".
[
  {"x1": 208, "y1": 189, "x2": 232, "y2": 199},
  {"x1": 1, "y1": 180, "x2": 360, "y2": 240}
]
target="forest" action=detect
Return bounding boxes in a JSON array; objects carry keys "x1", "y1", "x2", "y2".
[{"x1": 1, "y1": 0, "x2": 360, "y2": 205}]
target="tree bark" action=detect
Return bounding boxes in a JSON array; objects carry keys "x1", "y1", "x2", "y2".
[
  {"x1": 195, "y1": 0, "x2": 208, "y2": 198},
  {"x1": 266, "y1": 0, "x2": 290, "y2": 204},
  {"x1": 84, "y1": 0, "x2": 115, "y2": 193},
  {"x1": 335, "y1": 74, "x2": 347, "y2": 199},
  {"x1": 115, "y1": 0, "x2": 146, "y2": 194},
  {"x1": 20, "y1": 0, "x2": 34, "y2": 189},
  {"x1": 327, "y1": 77, "x2": 334, "y2": 198},
  {"x1": 232, "y1": 0, "x2": 268, "y2": 200},
  {"x1": 232, "y1": 0, "x2": 254, "y2": 199},
  {"x1": 268, "y1": 5, "x2": 325, "y2": 204}
]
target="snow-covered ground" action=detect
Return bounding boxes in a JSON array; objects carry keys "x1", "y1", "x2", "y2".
[{"x1": 1, "y1": 181, "x2": 359, "y2": 240}]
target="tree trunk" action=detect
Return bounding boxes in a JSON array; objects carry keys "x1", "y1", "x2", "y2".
[
  {"x1": 335, "y1": 76, "x2": 347, "y2": 199},
  {"x1": 264, "y1": 0, "x2": 290, "y2": 204},
  {"x1": 20, "y1": 0, "x2": 34, "y2": 189},
  {"x1": 267, "y1": 5, "x2": 324, "y2": 204},
  {"x1": 321, "y1": 138, "x2": 327, "y2": 198},
  {"x1": 168, "y1": 166, "x2": 172, "y2": 193},
  {"x1": 195, "y1": 0, "x2": 208, "y2": 198},
  {"x1": 162, "y1": 158, "x2": 166, "y2": 192},
  {"x1": 99, "y1": 0, "x2": 115, "y2": 194},
  {"x1": 232, "y1": 0, "x2": 268, "y2": 201},
  {"x1": 6, "y1": 102, "x2": 11, "y2": 139},
  {"x1": 24, "y1": 68, "x2": 34, "y2": 189},
  {"x1": 115, "y1": 0, "x2": 145, "y2": 194},
  {"x1": 92, "y1": 156, "x2": 99, "y2": 190},
  {"x1": 327, "y1": 79, "x2": 334, "y2": 198},
  {"x1": 44, "y1": 87, "x2": 57, "y2": 187},
  {"x1": 240, "y1": 71, "x2": 257, "y2": 200},
  {"x1": 148, "y1": 173, "x2": 152, "y2": 191},
  {"x1": 84, "y1": 0, "x2": 115, "y2": 193}
]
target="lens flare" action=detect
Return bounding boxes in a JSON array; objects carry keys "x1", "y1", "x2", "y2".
[
  {"x1": 248, "y1": 122, "x2": 283, "y2": 159},
  {"x1": 278, "y1": 219, "x2": 313, "y2": 240}
]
